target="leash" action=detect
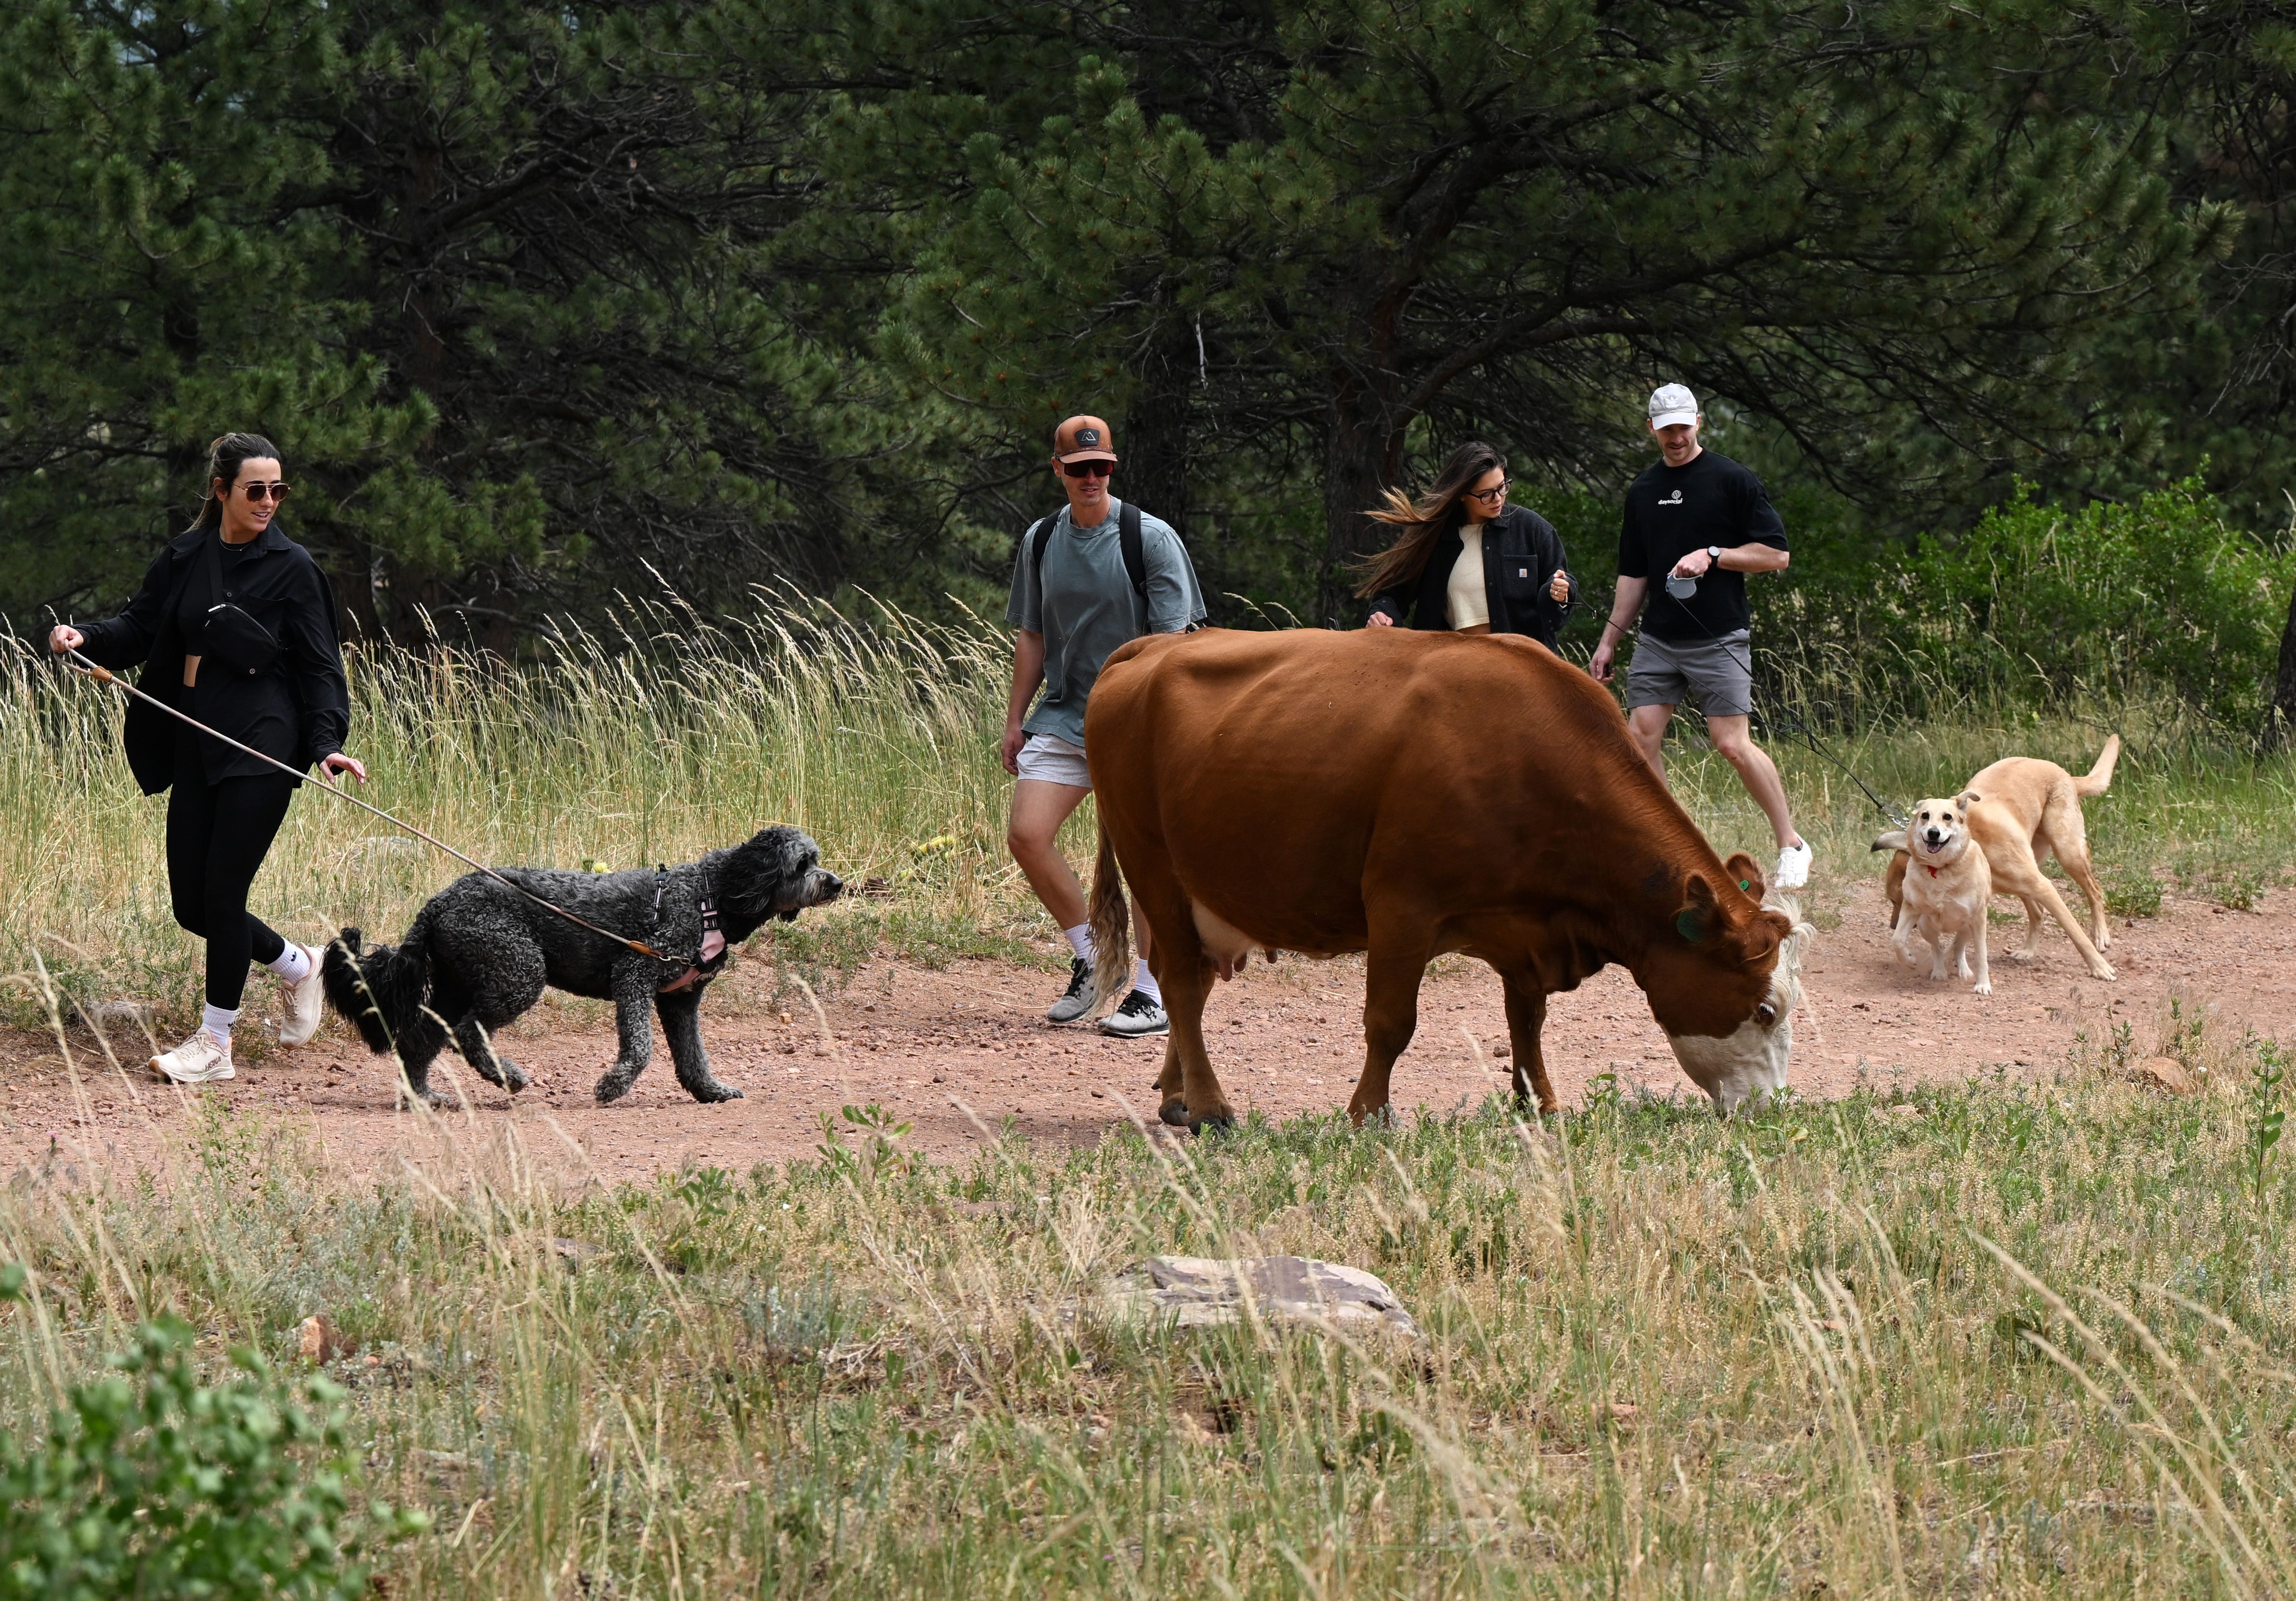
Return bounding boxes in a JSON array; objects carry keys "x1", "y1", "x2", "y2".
[
  {"x1": 59, "y1": 647, "x2": 667, "y2": 960},
  {"x1": 1592, "y1": 573, "x2": 1908, "y2": 829}
]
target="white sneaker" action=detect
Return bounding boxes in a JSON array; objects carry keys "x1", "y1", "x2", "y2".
[
  {"x1": 1773, "y1": 840, "x2": 1813, "y2": 891},
  {"x1": 1097, "y1": 990, "x2": 1169, "y2": 1038},
  {"x1": 150, "y1": 1027, "x2": 235, "y2": 1084},
  {"x1": 278, "y1": 944, "x2": 327, "y2": 1046}
]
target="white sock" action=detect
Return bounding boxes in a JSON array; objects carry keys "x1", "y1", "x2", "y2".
[
  {"x1": 1062, "y1": 923, "x2": 1094, "y2": 962},
  {"x1": 201, "y1": 1003, "x2": 238, "y2": 1047},
  {"x1": 1132, "y1": 961, "x2": 1162, "y2": 1006},
  {"x1": 267, "y1": 943, "x2": 313, "y2": 985}
]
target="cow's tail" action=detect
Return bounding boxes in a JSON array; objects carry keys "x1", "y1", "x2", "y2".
[
  {"x1": 2074, "y1": 734, "x2": 2121, "y2": 798},
  {"x1": 1087, "y1": 823, "x2": 1131, "y2": 1015},
  {"x1": 321, "y1": 914, "x2": 435, "y2": 1057}
]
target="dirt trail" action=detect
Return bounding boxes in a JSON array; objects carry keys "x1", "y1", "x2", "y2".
[{"x1": 6, "y1": 883, "x2": 2291, "y2": 1185}]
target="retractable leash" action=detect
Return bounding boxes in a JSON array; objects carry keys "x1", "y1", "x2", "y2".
[
  {"x1": 1596, "y1": 575, "x2": 1908, "y2": 829},
  {"x1": 60, "y1": 648, "x2": 667, "y2": 960}
]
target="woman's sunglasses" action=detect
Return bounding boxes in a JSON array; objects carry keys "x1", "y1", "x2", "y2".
[
  {"x1": 1463, "y1": 481, "x2": 1508, "y2": 503},
  {"x1": 238, "y1": 482, "x2": 291, "y2": 502},
  {"x1": 1060, "y1": 460, "x2": 1113, "y2": 478}
]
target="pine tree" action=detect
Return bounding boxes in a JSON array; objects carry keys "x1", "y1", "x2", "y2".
[{"x1": 863, "y1": 0, "x2": 2234, "y2": 622}]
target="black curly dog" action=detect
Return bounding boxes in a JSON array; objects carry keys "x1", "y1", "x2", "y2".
[{"x1": 322, "y1": 825, "x2": 841, "y2": 1106}]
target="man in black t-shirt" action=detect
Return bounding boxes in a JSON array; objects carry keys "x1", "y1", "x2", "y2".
[{"x1": 1588, "y1": 384, "x2": 1811, "y2": 889}]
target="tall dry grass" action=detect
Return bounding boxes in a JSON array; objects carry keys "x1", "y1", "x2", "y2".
[
  {"x1": 1, "y1": 985, "x2": 2292, "y2": 1595},
  {"x1": 8, "y1": 592, "x2": 2295, "y2": 1038},
  {"x1": 5, "y1": 591, "x2": 2296, "y2": 1591},
  {"x1": 1, "y1": 591, "x2": 1054, "y2": 1032}
]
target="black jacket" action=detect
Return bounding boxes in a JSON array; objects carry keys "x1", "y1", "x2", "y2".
[
  {"x1": 1368, "y1": 505, "x2": 1578, "y2": 649},
  {"x1": 76, "y1": 521, "x2": 350, "y2": 795}
]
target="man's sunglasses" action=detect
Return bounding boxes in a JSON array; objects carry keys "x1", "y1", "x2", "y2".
[
  {"x1": 1463, "y1": 480, "x2": 1508, "y2": 503},
  {"x1": 238, "y1": 482, "x2": 291, "y2": 502},
  {"x1": 1060, "y1": 460, "x2": 1113, "y2": 478}
]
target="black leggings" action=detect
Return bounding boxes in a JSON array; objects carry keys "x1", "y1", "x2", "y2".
[{"x1": 167, "y1": 734, "x2": 296, "y2": 1009}]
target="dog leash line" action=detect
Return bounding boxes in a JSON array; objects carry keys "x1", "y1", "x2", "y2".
[{"x1": 61, "y1": 648, "x2": 665, "y2": 960}]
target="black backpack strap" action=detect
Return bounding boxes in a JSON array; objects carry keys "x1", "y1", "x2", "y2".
[
  {"x1": 200, "y1": 529, "x2": 224, "y2": 611},
  {"x1": 1028, "y1": 515, "x2": 1055, "y2": 582},
  {"x1": 1118, "y1": 501, "x2": 1147, "y2": 599}
]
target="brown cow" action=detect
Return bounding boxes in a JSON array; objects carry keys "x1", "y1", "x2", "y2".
[{"x1": 1082, "y1": 628, "x2": 1815, "y2": 1129}]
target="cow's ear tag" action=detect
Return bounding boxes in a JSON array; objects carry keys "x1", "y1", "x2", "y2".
[
  {"x1": 1676, "y1": 907, "x2": 1709, "y2": 944},
  {"x1": 1738, "y1": 879, "x2": 1750, "y2": 892}
]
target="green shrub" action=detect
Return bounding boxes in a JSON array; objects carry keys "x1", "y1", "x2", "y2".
[
  {"x1": 1759, "y1": 478, "x2": 2295, "y2": 730},
  {"x1": 2105, "y1": 870, "x2": 2165, "y2": 918},
  {"x1": 0, "y1": 1292, "x2": 422, "y2": 1601}
]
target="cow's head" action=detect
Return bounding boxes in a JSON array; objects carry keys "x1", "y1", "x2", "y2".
[{"x1": 1638, "y1": 853, "x2": 1817, "y2": 1116}]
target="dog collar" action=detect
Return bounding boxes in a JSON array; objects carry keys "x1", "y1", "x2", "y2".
[{"x1": 1924, "y1": 863, "x2": 1939, "y2": 877}]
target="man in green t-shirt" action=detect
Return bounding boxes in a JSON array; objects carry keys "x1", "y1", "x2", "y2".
[{"x1": 1003, "y1": 415, "x2": 1207, "y2": 1036}]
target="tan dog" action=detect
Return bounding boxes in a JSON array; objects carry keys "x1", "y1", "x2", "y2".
[
  {"x1": 1875, "y1": 736, "x2": 2119, "y2": 982},
  {"x1": 1886, "y1": 795, "x2": 1993, "y2": 993}
]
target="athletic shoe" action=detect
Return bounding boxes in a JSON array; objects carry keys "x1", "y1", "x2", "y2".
[
  {"x1": 1098, "y1": 990, "x2": 1169, "y2": 1038},
  {"x1": 1773, "y1": 839, "x2": 1813, "y2": 891},
  {"x1": 277, "y1": 944, "x2": 327, "y2": 1046},
  {"x1": 150, "y1": 1028, "x2": 235, "y2": 1085},
  {"x1": 1046, "y1": 956, "x2": 1104, "y2": 1024}
]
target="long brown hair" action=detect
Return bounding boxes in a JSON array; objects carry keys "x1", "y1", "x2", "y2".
[
  {"x1": 189, "y1": 432, "x2": 281, "y2": 532},
  {"x1": 1351, "y1": 441, "x2": 1508, "y2": 599}
]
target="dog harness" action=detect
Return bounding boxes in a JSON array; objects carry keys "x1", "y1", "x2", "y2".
[{"x1": 653, "y1": 864, "x2": 730, "y2": 993}]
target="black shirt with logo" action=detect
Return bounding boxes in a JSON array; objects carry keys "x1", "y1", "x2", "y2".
[{"x1": 1616, "y1": 450, "x2": 1788, "y2": 643}]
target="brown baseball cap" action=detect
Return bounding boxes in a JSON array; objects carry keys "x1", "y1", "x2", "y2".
[{"x1": 1052, "y1": 415, "x2": 1118, "y2": 465}]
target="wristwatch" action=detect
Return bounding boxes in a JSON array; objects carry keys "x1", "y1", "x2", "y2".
[{"x1": 1706, "y1": 545, "x2": 1722, "y2": 566}]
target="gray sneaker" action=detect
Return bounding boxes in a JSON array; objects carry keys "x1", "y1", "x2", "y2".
[
  {"x1": 1098, "y1": 990, "x2": 1168, "y2": 1038},
  {"x1": 1046, "y1": 957, "x2": 1104, "y2": 1024}
]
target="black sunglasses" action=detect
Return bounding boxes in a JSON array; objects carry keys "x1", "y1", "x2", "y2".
[{"x1": 1060, "y1": 460, "x2": 1113, "y2": 478}]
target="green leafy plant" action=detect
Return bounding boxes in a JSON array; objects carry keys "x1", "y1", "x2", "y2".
[
  {"x1": 2250, "y1": 1041, "x2": 2287, "y2": 1207},
  {"x1": 816, "y1": 1102, "x2": 918, "y2": 1184},
  {"x1": 2106, "y1": 869, "x2": 2165, "y2": 918},
  {"x1": 0, "y1": 1280, "x2": 423, "y2": 1601}
]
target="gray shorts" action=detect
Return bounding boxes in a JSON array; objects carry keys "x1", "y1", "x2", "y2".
[
  {"x1": 1016, "y1": 732, "x2": 1092, "y2": 788},
  {"x1": 1624, "y1": 630, "x2": 1754, "y2": 718}
]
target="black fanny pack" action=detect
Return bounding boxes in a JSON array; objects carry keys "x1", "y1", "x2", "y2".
[{"x1": 199, "y1": 537, "x2": 281, "y2": 675}]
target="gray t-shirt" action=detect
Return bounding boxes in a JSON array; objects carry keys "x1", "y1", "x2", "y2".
[{"x1": 1004, "y1": 498, "x2": 1207, "y2": 746}]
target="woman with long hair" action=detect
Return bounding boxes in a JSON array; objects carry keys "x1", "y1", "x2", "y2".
[
  {"x1": 49, "y1": 433, "x2": 367, "y2": 1084},
  {"x1": 1357, "y1": 441, "x2": 1575, "y2": 647}
]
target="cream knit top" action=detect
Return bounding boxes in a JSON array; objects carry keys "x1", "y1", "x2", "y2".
[{"x1": 1445, "y1": 521, "x2": 1492, "y2": 629}]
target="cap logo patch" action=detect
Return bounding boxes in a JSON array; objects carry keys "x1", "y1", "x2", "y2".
[{"x1": 1077, "y1": 427, "x2": 1100, "y2": 446}]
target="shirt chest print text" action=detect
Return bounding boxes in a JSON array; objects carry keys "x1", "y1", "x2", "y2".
[{"x1": 1657, "y1": 490, "x2": 1685, "y2": 505}]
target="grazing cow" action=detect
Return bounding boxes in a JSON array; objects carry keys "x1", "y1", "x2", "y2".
[{"x1": 1082, "y1": 628, "x2": 1814, "y2": 1129}]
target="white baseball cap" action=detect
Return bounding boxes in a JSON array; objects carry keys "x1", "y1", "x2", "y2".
[{"x1": 1648, "y1": 383, "x2": 1700, "y2": 429}]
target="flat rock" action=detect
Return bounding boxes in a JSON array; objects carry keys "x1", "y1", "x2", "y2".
[
  {"x1": 297, "y1": 1312, "x2": 355, "y2": 1363},
  {"x1": 1100, "y1": 1255, "x2": 1418, "y2": 1337},
  {"x1": 2134, "y1": 1055, "x2": 2198, "y2": 1095}
]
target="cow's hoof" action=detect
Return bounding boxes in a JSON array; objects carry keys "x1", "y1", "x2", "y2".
[
  {"x1": 594, "y1": 1073, "x2": 637, "y2": 1105},
  {"x1": 689, "y1": 1081, "x2": 744, "y2": 1104},
  {"x1": 1158, "y1": 1098, "x2": 1191, "y2": 1128},
  {"x1": 500, "y1": 1060, "x2": 530, "y2": 1093},
  {"x1": 1190, "y1": 1113, "x2": 1236, "y2": 1136}
]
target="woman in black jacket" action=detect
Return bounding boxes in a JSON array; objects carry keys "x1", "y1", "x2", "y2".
[
  {"x1": 1358, "y1": 441, "x2": 1576, "y2": 648},
  {"x1": 49, "y1": 433, "x2": 368, "y2": 1085}
]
